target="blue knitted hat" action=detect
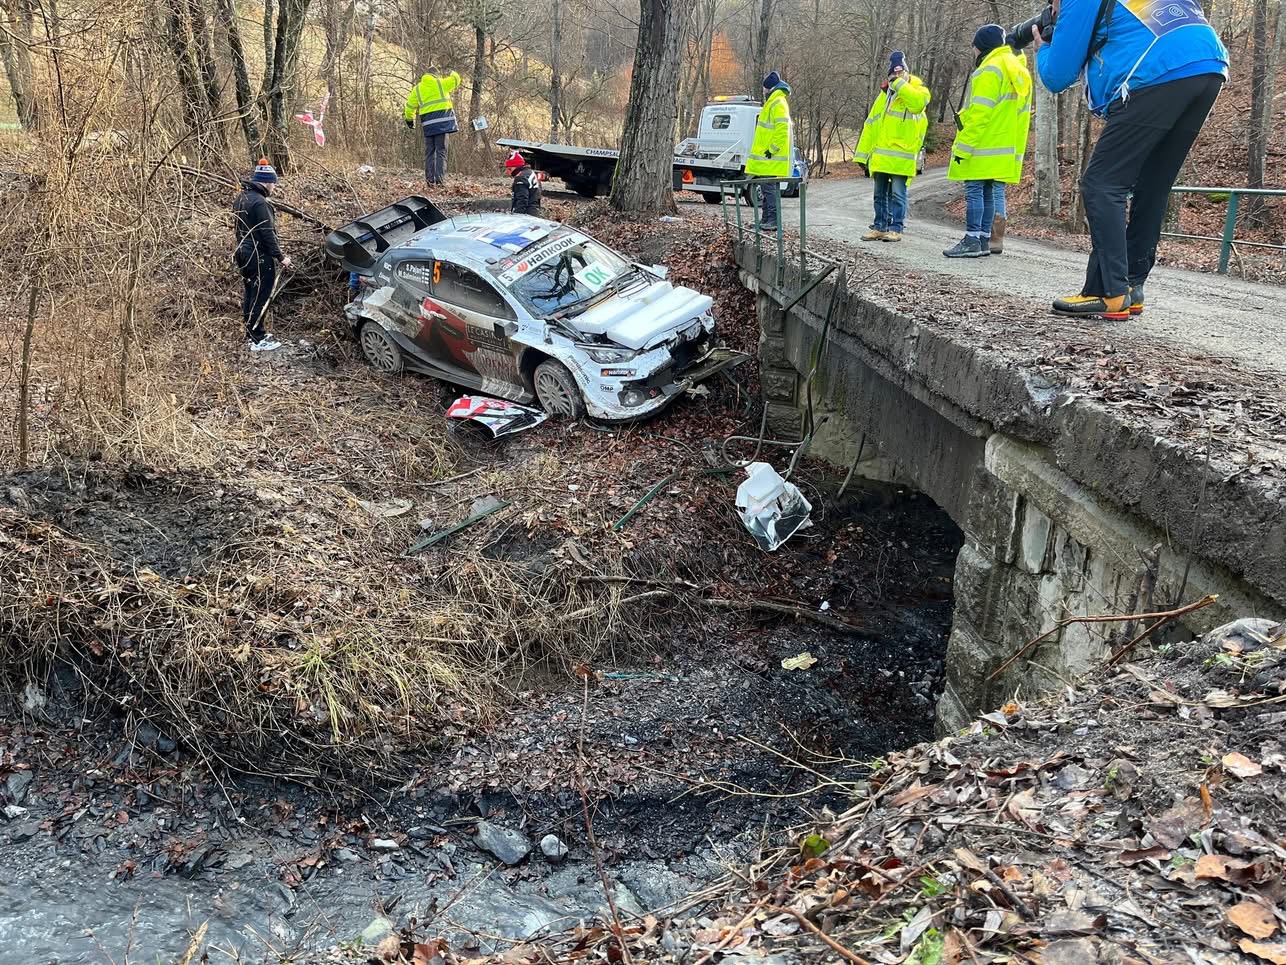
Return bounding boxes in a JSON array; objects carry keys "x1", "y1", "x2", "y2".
[
  {"x1": 251, "y1": 158, "x2": 279, "y2": 184},
  {"x1": 889, "y1": 51, "x2": 907, "y2": 73},
  {"x1": 973, "y1": 24, "x2": 1005, "y2": 54},
  {"x1": 762, "y1": 70, "x2": 782, "y2": 90}
]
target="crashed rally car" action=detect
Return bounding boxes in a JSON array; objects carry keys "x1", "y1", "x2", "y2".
[{"x1": 325, "y1": 196, "x2": 746, "y2": 421}]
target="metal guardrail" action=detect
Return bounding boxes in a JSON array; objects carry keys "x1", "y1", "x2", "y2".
[
  {"x1": 717, "y1": 176, "x2": 811, "y2": 289},
  {"x1": 1165, "y1": 186, "x2": 1286, "y2": 275}
]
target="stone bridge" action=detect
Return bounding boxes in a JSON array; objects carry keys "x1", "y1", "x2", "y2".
[{"x1": 736, "y1": 242, "x2": 1286, "y2": 732}]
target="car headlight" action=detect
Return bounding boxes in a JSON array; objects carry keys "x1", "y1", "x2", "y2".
[{"x1": 585, "y1": 346, "x2": 637, "y2": 364}]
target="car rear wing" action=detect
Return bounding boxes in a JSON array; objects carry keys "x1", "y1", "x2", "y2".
[{"x1": 325, "y1": 195, "x2": 447, "y2": 274}]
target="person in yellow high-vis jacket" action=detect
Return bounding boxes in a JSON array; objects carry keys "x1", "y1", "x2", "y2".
[
  {"x1": 744, "y1": 71, "x2": 793, "y2": 230},
  {"x1": 404, "y1": 69, "x2": 461, "y2": 186},
  {"x1": 944, "y1": 25, "x2": 1032, "y2": 258},
  {"x1": 852, "y1": 51, "x2": 931, "y2": 243}
]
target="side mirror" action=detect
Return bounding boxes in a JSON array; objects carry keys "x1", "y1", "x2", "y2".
[
  {"x1": 495, "y1": 321, "x2": 519, "y2": 339},
  {"x1": 639, "y1": 263, "x2": 669, "y2": 280}
]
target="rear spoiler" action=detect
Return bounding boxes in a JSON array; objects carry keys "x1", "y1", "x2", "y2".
[{"x1": 325, "y1": 195, "x2": 448, "y2": 274}]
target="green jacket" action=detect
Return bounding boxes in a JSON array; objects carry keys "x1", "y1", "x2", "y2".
[
  {"x1": 949, "y1": 46, "x2": 1032, "y2": 183},
  {"x1": 852, "y1": 74, "x2": 931, "y2": 180}
]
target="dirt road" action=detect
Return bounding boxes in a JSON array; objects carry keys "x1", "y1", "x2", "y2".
[{"x1": 776, "y1": 171, "x2": 1285, "y2": 371}]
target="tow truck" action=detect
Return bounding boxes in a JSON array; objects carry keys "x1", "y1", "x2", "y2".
[{"x1": 498, "y1": 96, "x2": 810, "y2": 203}]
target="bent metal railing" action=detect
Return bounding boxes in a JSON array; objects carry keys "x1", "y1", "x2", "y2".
[
  {"x1": 1165, "y1": 186, "x2": 1286, "y2": 275},
  {"x1": 718, "y1": 176, "x2": 823, "y2": 291}
]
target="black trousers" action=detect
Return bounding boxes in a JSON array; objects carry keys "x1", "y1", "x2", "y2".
[
  {"x1": 242, "y1": 258, "x2": 276, "y2": 342},
  {"x1": 1080, "y1": 73, "x2": 1223, "y2": 299},
  {"x1": 423, "y1": 131, "x2": 448, "y2": 185}
]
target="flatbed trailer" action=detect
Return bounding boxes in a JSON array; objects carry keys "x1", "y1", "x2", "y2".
[{"x1": 495, "y1": 137, "x2": 743, "y2": 202}]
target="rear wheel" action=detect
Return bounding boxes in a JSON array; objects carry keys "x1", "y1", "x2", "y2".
[
  {"x1": 703, "y1": 193, "x2": 723, "y2": 205},
  {"x1": 359, "y1": 323, "x2": 403, "y2": 375},
  {"x1": 533, "y1": 359, "x2": 586, "y2": 419},
  {"x1": 567, "y1": 178, "x2": 600, "y2": 199}
]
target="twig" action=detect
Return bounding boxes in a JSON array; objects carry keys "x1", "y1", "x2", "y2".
[
  {"x1": 613, "y1": 472, "x2": 681, "y2": 531},
  {"x1": 766, "y1": 907, "x2": 871, "y2": 963},
  {"x1": 692, "y1": 896, "x2": 771, "y2": 965},
  {"x1": 987, "y1": 595, "x2": 1218, "y2": 682},
  {"x1": 1108, "y1": 594, "x2": 1219, "y2": 665},
  {"x1": 983, "y1": 867, "x2": 1036, "y2": 920}
]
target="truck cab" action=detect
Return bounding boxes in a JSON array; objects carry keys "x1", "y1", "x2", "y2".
[{"x1": 675, "y1": 96, "x2": 808, "y2": 200}]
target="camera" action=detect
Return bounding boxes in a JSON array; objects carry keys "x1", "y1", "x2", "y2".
[{"x1": 1008, "y1": 4, "x2": 1056, "y2": 49}]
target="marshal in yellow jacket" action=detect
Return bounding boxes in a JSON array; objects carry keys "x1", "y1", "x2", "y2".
[
  {"x1": 404, "y1": 70, "x2": 462, "y2": 136},
  {"x1": 949, "y1": 46, "x2": 1032, "y2": 183},
  {"x1": 745, "y1": 84, "x2": 793, "y2": 178},
  {"x1": 852, "y1": 74, "x2": 932, "y2": 181}
]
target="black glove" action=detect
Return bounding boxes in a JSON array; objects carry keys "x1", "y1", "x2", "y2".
[{"x1": 405, "y1": 119, "x2": 415, "y2": 130}]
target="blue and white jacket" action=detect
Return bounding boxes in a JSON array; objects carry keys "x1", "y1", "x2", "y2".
[{"x1": 1036, "y1": 0, "x2": 1227, "y2": 115}]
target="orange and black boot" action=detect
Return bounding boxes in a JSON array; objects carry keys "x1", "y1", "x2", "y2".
[
  {"x1": 1051, "y1": 292, "x2": 1131, "y2": 320},
  {"x1": 1129, "y1": 283, "x2": 1144, "y2": 316}
]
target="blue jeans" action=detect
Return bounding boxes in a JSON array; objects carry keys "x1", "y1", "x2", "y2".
[
  {"x1": 994, "y1": 181, "x2": 1007, "y2": 219},
  {"x1": 758, "y1": 179, "x2": 780, "y2": 226},
  {"x1": 871, "y1": 172, "x2": 908, "y2": 232},
  {"x1": 964, "y1": 179, "x2": 995, "y2": 236}
]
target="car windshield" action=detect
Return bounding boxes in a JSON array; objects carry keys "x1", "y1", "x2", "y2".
[{"x1": 503, "y1": 238, "x2": 633, "y2": 316}]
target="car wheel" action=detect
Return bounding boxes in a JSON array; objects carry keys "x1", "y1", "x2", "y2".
[
  {"x1": 533, "y1": 359, "x2": 586, "y2": 419},
  {"x1": 703, "y1": 193, "x2": 723, "y2": 205},
  {"x1": 360, "y1": 322, "x2": 403, "y2": 375}
]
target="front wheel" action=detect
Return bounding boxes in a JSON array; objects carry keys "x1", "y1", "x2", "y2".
[
  {"x1": 533, "y1": 359, "x2": 586, "y2": 419},
  {"x1": 702, "y1": 193, "x2": 723, "y2": 205},
  {"x1": 359, "y1": 322, "x2": 403, "y2": 375}
]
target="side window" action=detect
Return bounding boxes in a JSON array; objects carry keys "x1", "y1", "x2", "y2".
[
  {"x1": 434, "y1": 263, "x2": 517, "y2": 320},
  {"x1": 711, "y1": 113, "x2": 731, "y2": 130},
  {"x1": 394, "y1": 260, "x2": 435, "y2": 292}
]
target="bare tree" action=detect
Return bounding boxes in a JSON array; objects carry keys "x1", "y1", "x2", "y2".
[
  {"x1": 215, "y1": 0, "x2": 262, "y2": 157},
  {"x1": 611, "y1": 0, "x2": 685, "y2": 213},
  {"x1": 1246, "y1": 0, "x2": 1282, "y2": 222},
  {"x1": 0, "y1": 0, "x2": 38, "y2": 128},
  {"x1": 549, "y1": 0, "x2": 562, "y2": 140},
  {"x1": 261, "y1": 0, "x2": 313, "y2": 170},
  {"x1": 1032, "y1": 81, "x2": 1060, "y2": 215},
  {"x1": 753, "y1": 0, "x2": 774, "y2": 88}
]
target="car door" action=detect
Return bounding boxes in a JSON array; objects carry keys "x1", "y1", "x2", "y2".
[{"x1": 425, "y1": 263, "x2": 528, "y2": 398}]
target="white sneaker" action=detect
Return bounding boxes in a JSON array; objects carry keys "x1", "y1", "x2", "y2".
[{"x1": 249, "y1": 337, "x2": 282, "y2": 352}]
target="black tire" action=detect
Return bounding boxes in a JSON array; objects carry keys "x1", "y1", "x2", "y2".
[
  {"x1": 702, "y1": 193, "x2": 723, "y2": 205},
  {"x1": 533, "y1": 359, "x2": 586, "y2": 419},
  {"x1": 568, "y1": 179, "x2": 599, "y2": 199},
  {"x1": 359, "y1": 322, "x2": 403, "y2": 375}
]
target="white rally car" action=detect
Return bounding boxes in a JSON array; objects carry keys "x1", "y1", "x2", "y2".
[{"x1": 325, "y1": 196, "x2": 747, "y2": 421}]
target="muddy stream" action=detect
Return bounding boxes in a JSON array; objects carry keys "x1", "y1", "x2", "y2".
[{"x1": 0, "y1": 468, "x2": 961, "y2": 963}]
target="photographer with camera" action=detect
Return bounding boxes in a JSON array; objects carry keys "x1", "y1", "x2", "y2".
[{"x1": 1028, "y1": 0, "x2": 1227, "y2": 319}]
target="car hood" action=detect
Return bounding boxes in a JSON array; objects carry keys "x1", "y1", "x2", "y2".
[{"x1": 570, "y1": 280, "x2": 714, "y2": 351}]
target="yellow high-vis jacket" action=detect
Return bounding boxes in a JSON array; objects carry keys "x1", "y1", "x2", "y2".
[
  {"x1": 949, "y1": 46, "x2": 1032, "y2": 183},
  {"x1": 852, "y1": 74, "x2": 931, "y2": 180},
  {"x1": 404, "y1": 71, "x2": 462, "y2": 135},
  {"x1": 745, "y1": 86, "x2": 792, "y2": 178}
]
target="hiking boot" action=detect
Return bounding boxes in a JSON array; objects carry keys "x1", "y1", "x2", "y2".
[
  {"x1": 881, "y1": 231, "x2": 903, "y2": 242},
  {"x1": 862, "y1": 229, "x2": 887, "y2": 241},
  {"x1": 1051, "y1": 293, "x2": 1130, "y2": 320},
  {"x1": 1129, "y1": 283, "x2": 1145, "y2": 316},
  {"x1": 990, "y1": 216, "x2": 1006, "y2": 254},
  {"x1": 943, "y1": 236, "x2": 984, "y2": 258}
]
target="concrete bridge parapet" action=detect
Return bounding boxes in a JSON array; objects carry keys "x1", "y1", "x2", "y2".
[{"x1": 736, "y1": 243, "x2": 1286, "y2": 732}]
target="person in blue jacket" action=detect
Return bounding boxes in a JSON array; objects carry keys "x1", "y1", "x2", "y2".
[{"x1": 1035, "y1": 0, "x2": 1227, "y2": 319}]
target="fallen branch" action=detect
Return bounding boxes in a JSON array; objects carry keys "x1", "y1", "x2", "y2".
[
  {"x1": 1108, "y1": 594, "x2": 1218, "y2": 665},
  {"x1": 983, "y1": 867, "x2": 1036, "y2": 920},
  {"x1": 167, "y1": 162, "x2": 331, "y2": 230},
  {"x1": 704, "y1": 597, "x2": 872, "y2": 637},
  {"x1": 987, "y1": 594, "x2": 1218, "y2": 682},
  {"x1": 766, "y1": 907, "x2": 870, "y2": 964}
]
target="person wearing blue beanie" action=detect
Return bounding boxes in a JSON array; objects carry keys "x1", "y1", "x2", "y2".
[
  {"x1": 972, "y1": 24, "x2": 1005, "y2": 54},
  {"x1": 232, "y1": 159, "x2": 291, "y2": 351},
  {"x1": 747, "y1": 70, "x2": 793, "y2": 231}
]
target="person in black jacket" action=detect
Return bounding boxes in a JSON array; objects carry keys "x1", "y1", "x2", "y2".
[
  {"x1": 505, "y1": 151, "x2": 542, "y2": 216},
  {"x1": 232, "y1": 159, "x2": 291, "y2": 351}
]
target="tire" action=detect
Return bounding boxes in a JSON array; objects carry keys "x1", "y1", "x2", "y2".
[
  {"x1": 359, "y1": 322, "x2": 403, "y2": 375},
  {"x1": 533, "y1": 359, "x2": 586, "y2": 419},
  {"x1": 702, "y1": 193, "x2": 723, "y2": 205},
  {"x1": 568, "y1": 179, "x2": 599, "y2": 199}
]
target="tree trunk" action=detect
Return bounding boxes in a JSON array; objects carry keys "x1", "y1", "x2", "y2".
[
  {"x1": 1246, "y1": 0, "x2": 1281, "y2": 223},
  {"x1": 1070, "y1": 101, "x2": 1093, "y2": 232},
  {"x1": 548, "y1": 0, "x2": 561, "y2": 141},
  {"x1": 470, "y1": 22, "x2": 486, "y2": 144},
  {"x1": 263, "y1": 0, "x2": 275, "y2": 83},
  {"x1": 611, "y1": 0, "x2": 685, "y2": 214},
  {"x1": 263, "y1": 0, "x2": 312, "y2": 171},
  {"x1": 321, "y1": 0, "x2": 357, "y2": 144},
  {"x1": 161, "y1": 0, "x2": 208, "y2": 135},
  {"x1": 1033, "y1": 81, "x2": 1061, "y2": 216},
  {"x1": 0, "y1": 0, "x2": 37, "y2": 128},
  {"x1": 215, "y1": 0, "x2": 262, "y2": 158},
  {"x1": 753, "y1": 0, "x2": 774, "y2": 89},
  {"x1": 187, "y1": 0, "x2": 227, "y2": 147}
]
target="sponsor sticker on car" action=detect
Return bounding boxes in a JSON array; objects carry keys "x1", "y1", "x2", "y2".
[{"x1": 494, "y1": 231, "x2": 591, "y2": 284}]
